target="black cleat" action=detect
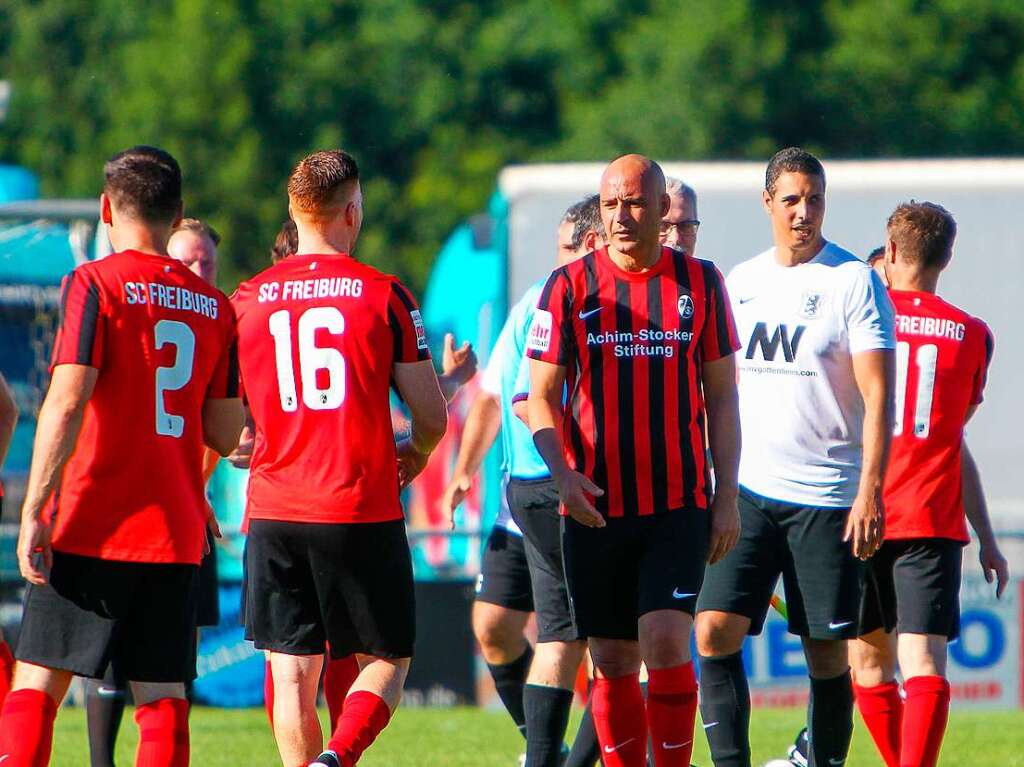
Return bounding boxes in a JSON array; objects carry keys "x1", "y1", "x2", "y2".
[{"x1": 309, "y1": 751, "x2": 341, "y2": 767}]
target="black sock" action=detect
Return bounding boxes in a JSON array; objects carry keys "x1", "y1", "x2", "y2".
[
  {"x1": 85, "y1": 675, "x2": 126, "y2": 767},
  {"x1": 698, "y1": 652, "x2": 751, "y2": 767},
  {"x1": 564, "y1": 698, "x2": 600, "y2": 767},
  {"x1": 523, "y1": 684, "x2": 573, "y2": 767},
  {"x1": 488, "y1": 643, "x2": 534, "y2": 738},
  {"x1": 808, "y1": 671, "x2": 853, "y2": 767}
]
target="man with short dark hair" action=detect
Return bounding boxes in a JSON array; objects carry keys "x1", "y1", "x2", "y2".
[
  {"x1": 528, "y1": 155, "x2": 741, "y2": 767},
  {"x1": 443, "y1": 194, "x2": 605, "y2": 767},
  {"x1": 697, "y1": 147, "x2": 895, "y2": 767},
  {"x1": 660, "y1": 178, "x2": 699, "y2": 257},
  {"x1": 233, "y1": 150, "x2": 448, "y2": 767},
  {"x1": 0, "y1": 145, "x2": 243, "y2": 767}
]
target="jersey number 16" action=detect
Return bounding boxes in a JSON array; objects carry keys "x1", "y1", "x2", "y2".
[{"x1": 268, "y1": 307, "x2": 346, "y2": 412}]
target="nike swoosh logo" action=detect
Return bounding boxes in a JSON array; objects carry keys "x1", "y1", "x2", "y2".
[
  {"x1": 662, "y1": 741, "x2": 691, "y2": 749},
  {"x1": 828, "y1": 620, "x2": 853, "y2": 630},
  {"x1": 672, "y1": 589, "x2": 696, "y2": 599},
  {"x1": 703, "y1": 721, "x2": 719, "y2": 729},
  {"x1": 829, "y1": 759, "x2": 846, "y2": 766},
  {"x1": 739, "y1": 296, "x2": 757, "y2": 304},
  {"x1": 578, "y1": 307, "x2": 602, "y2": 320},
  {"x1": 603, "y1": 738, "x2": 636, "y2": 754}
]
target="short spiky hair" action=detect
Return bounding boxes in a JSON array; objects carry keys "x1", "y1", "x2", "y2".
[
  {"x1": 103, "y1": 145, "x2": 182, "y2": 223},
  {"x1": 887, "y1": 201, "x2": 956, "y2": 270},
  {"x1": 563, "y1": 194, "x2": 605, "y2": 251},
  {"x1": 287, "y1": 150, "x2": 359, "y2": 215},
  {"x1": 765, "y1": 147, "x2": 826, "y2": 196}
]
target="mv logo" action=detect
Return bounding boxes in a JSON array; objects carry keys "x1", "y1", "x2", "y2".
[{"x1": 745, "y1": 322, "x2": 806, "y2": 362}]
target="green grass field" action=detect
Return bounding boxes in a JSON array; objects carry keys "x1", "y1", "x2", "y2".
[{"x1": 50, "y1": 705, "x2": 1024, "y2": 765}]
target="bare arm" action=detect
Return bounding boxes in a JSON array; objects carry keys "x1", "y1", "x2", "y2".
[
  {"x1": 437, "y1": 333, "x2": 478, "y2": 403},
  {"x1": 962, "y1": 441, "x2": 1009, "y2": 598},
  {"x1": 202, "y1": 397, "x2": 245, "y2": 456},
  {"x1": 0, "y1": 373, "x2": 19, "y2": 468},
  {"x1": 18, "y1": 364, "x2": 97, "y2": 584},
  {"x1": 393, "y1": 359, "x2": 449, "y2": 484},
  {"x1": 847, "y1": 348, "x2": 895, "y2": 560},
  {"x1": 440, "y1": 392, "x2": 501, "y2": 528},
  {"x1": 702, "y1": 354, "x2": 741, "y2": 564},
  {"x1": 528, "y1": 358, "x2": 604, "y2": 528}
]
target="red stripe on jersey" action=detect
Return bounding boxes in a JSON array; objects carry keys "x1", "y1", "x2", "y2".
[
  {"x1": 598, "y1": 265, "x2": 623, "y2": 517},
  {"x1": 685, "y1": 257, "x2": 710, "y2": 507},
  {"x1": 659, "y1": 264, "x2": 684, "y2": 510},
  {"x1": 629, "y1": 279, "x2": 654, "y2": 516}
]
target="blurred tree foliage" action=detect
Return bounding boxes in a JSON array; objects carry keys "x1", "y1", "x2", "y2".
[{"x1": 1, "y1": 0, "x2": 1023, "y2": 292}]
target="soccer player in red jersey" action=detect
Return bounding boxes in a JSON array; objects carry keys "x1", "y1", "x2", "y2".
[
  {"x1": 232, "y1": 151, "x2": 448, "y2": 767},
  {"x1": 0, "y1": 372, "x2": 18, "y2": 705},
  {"x1": 845, "y1": 202, "x2": 1006, "y2": 767},
  {"x1": 0, "y1": 146, "x2": 243, "y2": 767},
  {"x1": 527, "y1": 155, "x2": 742, "y2": 767}
]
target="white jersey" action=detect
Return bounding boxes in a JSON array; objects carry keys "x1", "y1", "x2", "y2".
[{"x1": 728, "y1": 242, "x2": 895, "y2": 506}]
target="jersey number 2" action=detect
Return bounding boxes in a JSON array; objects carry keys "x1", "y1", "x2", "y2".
[
  {"x1": 154, "y1": 320, "x2": 196, "y2": 438},
  {"x1": 894, "y1": 341, "x2": 937, "y2": 439},
  {"x1": 268, "y1": 307, "x2": 346, "y2": 411}
]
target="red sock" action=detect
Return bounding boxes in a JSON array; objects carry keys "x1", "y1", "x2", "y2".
[
  {"x1": 854, "y1": 681, "x2": 902, "y2": 767},
  {"x1": 134, "y1": 697, "x2": 190, "y2": 767},
  {"x1": 324, "y1": 655, "x2": 360, "y2": 730},
  {"x1": 0, "y1": 688, "x2": 58, "y2": 767},
  {"x1": 591, "y1": 673, "x2": 648, "y2": 767},
  {"x1": 326, "y1": 690, "x2": 391, "y2": 767},
  {"x1": 0, "y1": 642, "x2": 14, "y2": 706},
  {"x1": 264, "y1": 659, "x2": 275, "y2": 727},
  {"x1": 901, "y1": 676, "x2": 949, "y2": 767},
  {"x1": 647, "y1": 663, "x2": 698, "y2": 767}
]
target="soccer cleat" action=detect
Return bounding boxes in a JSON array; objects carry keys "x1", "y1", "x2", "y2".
[{"x1": 309, "y1": 750, "x2": 341, "y2": 767}]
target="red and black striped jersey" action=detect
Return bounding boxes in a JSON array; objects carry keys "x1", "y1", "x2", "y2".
[
  {"x1": 49, "y1": 250, "x2": 238, "y2": 565},
  {"x1": 527, "y1": 246, "x2": 739, "y2": 517}
]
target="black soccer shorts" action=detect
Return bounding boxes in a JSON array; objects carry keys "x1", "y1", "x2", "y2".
[
  {"x1": 16, "y1": 551, "x2": 200, "y2": 683},
  {"x1": 697, "y1": 487, "x2": 865, "y2": 640},
  {"x1": 475, "y1": 525, "x2": 535, "y2": 614},
  {"x1": 196, "y1": 526, "x2": 220, "y2": 628},
  {"x1": 244, "y1": 518, "x2": 415, "y2": 659},
  {"x1": 507, "y1": 477, "x2": 581, "y2": 643},
  {"x1": 860, "y1": 538, "x2": 963, "y2": 640},
  {"x1": 562, "y1": 508, "x2": 709, "y2": 641}
]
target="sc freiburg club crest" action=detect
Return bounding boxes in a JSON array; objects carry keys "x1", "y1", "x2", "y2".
[{"x1": 677, "y1": 294, "x2": 694, "y2": 319}]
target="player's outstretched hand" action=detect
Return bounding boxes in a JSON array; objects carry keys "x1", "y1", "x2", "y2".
[
  {"x1": 441, "y1": 474, "x2": 472, "y2": 530},
  {"x1": 18, "y1": 516, "x2": 53, "y2": 586},
  {"x1": 396, "y1": 438, "x2": 430, "y2": 489},
  {"x1": 442, "y1": 334, "x2": 478, "y2": 385},
  {"x1": 708, "y1": 489, "x2": 740, "y2": 564},
  {"x1": 980, "y1": 542, "x2": 1009, "y2": 599},
  {"x1": 556, "y1": 470, "x2": 605, "y2": 529},
  {"x1": 227, "y1": 423, "x2": 255, "y2": 469},
  {"x1": 844, "y1": 488, "x2": 884, "y2": 560}
]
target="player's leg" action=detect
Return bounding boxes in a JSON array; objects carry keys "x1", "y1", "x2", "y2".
[
  {"x1": 638, "y1": 509, "x2": 709, "y2": 767},
  {"x1": 0, "y1": 552, "x2": 123, "y2": 766},
  {"x1": 128, "y1": 681, "x2": 190, "y2": 767},
  {"x1": 311, "y1": 519, "x2": 416, "y2": 767},
  {"x1": 786, "y1": 503, "x2": 865, "y2": 767},
  {"x1": 86, "y1": 665, "x2": 128, "y2": 767},
  {"x1": 846, "y1": 544, "x2": 901, "y2": 767},
  {"x1": 474, "y1": 526, "x2": 535, "y2": 739},
  {"x1": 893, "y1": 540, "x2": 962, "y2": 767},
  {"x1": 0, "y1": 628, "x2": 14, "y2": 705},
  {"x1": 243, "y1": 520, "x2": 328, "y2": 763},
  {"x1": 697, "y1": 490, "x2": 783, "y2": 767},
  {"x1": 323, "y1": 650, "x2": 361, "y2": 732},
  {"x1": 563, "y1": 516, "x2": 646, "y2": 767},
  {"x1": 510, "y1": 477, "x2": 586, "y2": 767}
]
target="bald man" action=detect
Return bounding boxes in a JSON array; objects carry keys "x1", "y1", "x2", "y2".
[
  {"x1": 660, "y1": 178, "x2": 700, "y2": 257},
  {"x1": 168, "y1": 218, "x2": 219, "y2": 285},
  {"x1": 526, "y1": 154, "x2": 742, "y2": 767}
]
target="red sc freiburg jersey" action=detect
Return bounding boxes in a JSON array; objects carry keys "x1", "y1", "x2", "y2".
[
  {"x1": 232, "y1": 254, "x2": 430, "y2": 525},
  {"x1": 50, "y1": 250, "x2": 238, "y2": 565},
  {"x1": 884, "y1": 290, "x2": 993, "y2": 542},
  {"x1": 526, "y1": 246, "x2": 740, "y2": 517}
]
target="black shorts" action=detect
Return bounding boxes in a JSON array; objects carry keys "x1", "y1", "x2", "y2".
[
  {"x1": 475, "y1": 526, "x2": 534, "y2": 613},
  {"x1": 508, "y1": 477, "x2": 579, "y2": 643},
  {"x1": 244, "y1": 518, "x2": 415, "y2": 659},
  {"x1": 860, "y1": 538, "x2": 963, "y2": 640},
  {"x1": 697, "y1": 487, "x2": 864, "y2": 640},
  {"x1": 196, "y1": 528, "x2": 220, "y2": 628},
  {"x1": 16, "y1": 551, "x2": 199, "y2": 683},
  {"x1": 562, "y1": 508, "x2": 709, "y2": 641}
]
